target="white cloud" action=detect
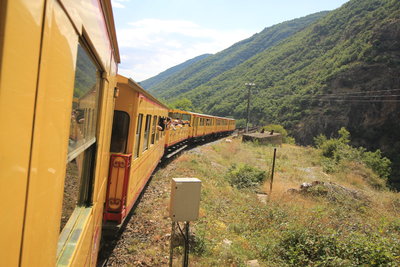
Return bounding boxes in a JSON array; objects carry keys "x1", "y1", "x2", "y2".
[
  {"x1": 116, "y1": 19, "x2": 253, "y2": 81},
  {"x1": 111, "y1": 0, "x2": 129, "y2": 9}
]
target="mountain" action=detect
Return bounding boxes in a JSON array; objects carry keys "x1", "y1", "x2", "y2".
[
  {"x1": 139, "y1": 54, "x2": 211, "y2": 90},
  {"x1": 146, "y1": 11, "x2": 329, "y2": 97},
  {"x1": 147, "y1": 0, "x2": 400, "y2": 186}
]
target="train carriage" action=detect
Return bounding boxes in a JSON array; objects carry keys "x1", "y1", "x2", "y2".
[
  {"x1": 0, "y1": 1, "x2": 236, "y2": 265},
  {"x1": 191, "y1": 112, "x2": 214, "y2": 140},
  {"x1": 190, "y1": 112, "x2": 235, "y2": 141},
  {"x1": 165, "y1": 109, "x2": 192, "y2": 148},
  {"x1": 104, "y1": 75, "x2": 169, "y2": 224},
  {"x1": 0, "y1": 0, "x2": 119, "y2": 266}
]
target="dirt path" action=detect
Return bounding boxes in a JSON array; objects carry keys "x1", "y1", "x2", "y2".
[{"x1": 101, "y1": 160, "x2": 180, "y2": 267}]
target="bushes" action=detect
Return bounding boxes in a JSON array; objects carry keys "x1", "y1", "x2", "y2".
[
  {"x1": 276, "y1": 228, "x2": 399, "y2": 266},
  {"x1": 362, "y1": 150, "x2": 391, "y2": 180},
  {"x1": 314, "y1": 127, "x2": 391, "y2": 181},
  {"x1": 225, "y1": 163, "x2": 266, "y2": 189}
]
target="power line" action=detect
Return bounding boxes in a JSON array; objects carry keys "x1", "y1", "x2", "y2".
[
  {"x1": 313, "y1": 88, "x2": 400, "y2": 96},
  {"x1": 319, "y1": 94, "x2": 400, "y2": 98},
  {"x1": 261, "y1": 89, "x2": 400, "y2": 101},
  {"x1": 317, "y1": 99, "x2": 400, "y2": 103}
]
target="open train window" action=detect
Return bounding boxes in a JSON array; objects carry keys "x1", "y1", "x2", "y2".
[
  {"x1": 143, "y1": 115, "x2": 151, "y2": 151},
  {"x1": 169, "y1": 112, "x2": 181, "y2": 120},
  {"x1": 151, "y1": 115, "x2": 157, "y2": 145},
  {"x1": 110, "y1": 111, "x2": 130, "y2": 153},
  {"x1": 134, "y1": 114, "x2": 143, "y2": 158},
  {"x1": 156, "y1": 116, "x2": 161, "y2": 141},
  {"x1": 60, "y1": 43, "x2": 101, "y2": 232}
]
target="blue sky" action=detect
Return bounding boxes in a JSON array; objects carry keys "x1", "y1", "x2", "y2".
[{"x1": 112, "y1": 0, "x2": 349, "y2": 81}]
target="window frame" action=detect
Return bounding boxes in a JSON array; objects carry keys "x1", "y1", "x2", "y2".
[
  {"x1": 110, "y1": 110, "x2": 130, "y2": 153},
  {"x1": 143, "y1": 114, "x2": 152, "y2": 151},
  {"x1": 151, "y1": 115, "x2": 157, "y2": 145},
  {"x1": 58, "y1": 40, "x2": 104, "y2": 256},
  {"x1": 134, "y1": 114, "x2": 143, "y2": 158}
]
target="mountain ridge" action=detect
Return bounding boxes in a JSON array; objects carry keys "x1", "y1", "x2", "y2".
[
  {"x1": 146, "y1": 11, "x2": 329, "y2": 97},
  {"x1": 140, "y1": 53, "x2": 211, "y2": 90},
  {"x1": 144, "y1": 0, "x2": 400, "y2": 186}
]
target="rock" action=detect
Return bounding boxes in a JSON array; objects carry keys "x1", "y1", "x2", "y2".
[
  {"x1": 222, "y1": 238, "x2": 232, "y2": 247},
  {"x1": 256, "y1": 193, "x2": 268, "y2": 204},
  {"x1": 225, "y1": 138, "x2": 232, "y2": 143},
  {"x1": 287, "y1": 188, "x2": 298, "y2": 194},
  {"x1": 246, "y1": 259, "x2": 260, "y2": 267},
  {"x1": 211, "y1": 161, "x2": 224, "y2": 169},
  {"x1": 300, "y1": 182, "x2": 312, "y2": 189}
]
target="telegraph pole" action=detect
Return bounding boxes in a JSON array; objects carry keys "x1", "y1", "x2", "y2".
[{"x1": 245, "y1": 82, "x2": 255, "y2": 133}]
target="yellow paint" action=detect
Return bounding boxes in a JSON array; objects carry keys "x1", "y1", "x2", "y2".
[
  {"x1": 0, "y1": 0, "x2": 45, "y2": 266},
  {"x1": 20, "y1": 1, "x2": 79, "y2": 265},
  {"x1": 0, "y1": 0, "x2": 118, "y2": 266},
  {"x1": 112, "y1": 76, "x2": 168, "y2": 219}
]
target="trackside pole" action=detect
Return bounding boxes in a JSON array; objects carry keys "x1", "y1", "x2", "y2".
[
  {"x1": 269, "y1": 148, "x2": 277, "y2": 198},
  {"x1": 182, "y1": 222, "x2": 190, "y2": 267},
  {"x1": 169, "y1": 222, "x2": 175, "y2": 267}
]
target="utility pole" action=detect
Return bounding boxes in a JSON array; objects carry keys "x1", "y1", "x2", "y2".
[{"x1": 245, "y1": 82, "x2": 255, "y2": 133}]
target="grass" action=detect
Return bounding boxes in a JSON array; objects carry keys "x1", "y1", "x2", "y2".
[{"x1": 125, "y1": 138, "x2": 400, "y2": 266}]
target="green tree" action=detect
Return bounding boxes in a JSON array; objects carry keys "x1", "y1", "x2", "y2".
[{"x1": 170, "y1": 98, "x2": 194, "y2": 111}]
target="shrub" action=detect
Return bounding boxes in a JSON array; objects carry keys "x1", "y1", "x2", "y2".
[
  {"x1": 362, "y1": 150, "x2": 391, "y2": 180},
  {"x1": 235, "y1": 119, "x2": 247, "y2": 128},
  {"x1": 225, "y1": 163, "x2": 266, "y2": 189},
  {"x1": 275, "y1": 228, "x2": 399, "y2": 266},
  {"x1": 314, "y1": 127, "x2": 391, "y2": 180}
]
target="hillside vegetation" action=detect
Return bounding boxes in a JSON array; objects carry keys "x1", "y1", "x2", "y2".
[
  {"x1": 145, "y1": 11, "x2": 328, "y2": 97},
  {"x1": 140, "y1": 54, "x2": 211, "y2": 90},
  {"x1": 105, "y1": 138, "x2": 400, "y2": 266},
  {"x1": 144, "y1": 0, "x2": 400, "y2": 186}
]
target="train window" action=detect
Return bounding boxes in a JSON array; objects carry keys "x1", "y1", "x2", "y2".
[
  {"x1": 134, "y1": 114, "x2": 143, "y2": 158},
  {"x1": 143, "y1": 115, "x2": 151, "y2": 151},
  {"x1": 169, "y1": 112, "x2": 181, "y2": 120},
  {"x1": 182, "y1": 114, "x2": 191, "y2": 121},
  {"x1": 156, "y1": 116, "x2": 160, "y2": 141},
  {"x1": 110, "y1": 111, "x2": 130, "y2": 153},
  {"x1": 151, "y1": 115, "x2": 157, "y2": 145},
  {"x1": 61, "y1": 44, "x2": 101, "y2": 232}
]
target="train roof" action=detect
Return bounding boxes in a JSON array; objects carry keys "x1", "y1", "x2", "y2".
[
  {"x1": 168, "y1": 109, "x2": 192, "y2": 114},
  {"x1": 102, "y1": 1, "x2": 121, "y2": 63},
  {"x1": 189, "y1": 111, "x2": 235, "y2": 120},
  {"x1": 117, "y1": 75, "x2": 169, "y2": 109}
]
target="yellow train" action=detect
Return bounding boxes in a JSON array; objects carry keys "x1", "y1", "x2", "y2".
[
  {"x1": 104, "y1": 76, "x2": 235, "y2": 225},
  {"x1": 0, "y1": 1, "x2": 234, "y2": 266}
]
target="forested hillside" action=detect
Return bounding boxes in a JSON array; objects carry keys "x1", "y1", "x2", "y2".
[
  {"x1": 140, "y1": 54, "x2": 211, "y2": 89},
  {"x1": 146, "y1": 11, "x2": 329, "y2": 97},
  {"x1": 146, "y1": 0, "x2": 400, "y2": 186}
]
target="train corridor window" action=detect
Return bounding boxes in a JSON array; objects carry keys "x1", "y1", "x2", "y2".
[
  {"x1": 61, "y1": 44, "x2": 101, "y2": 232},
  {"x1": 134, "y1": 114, "x2": 143, "y2": 158},
  {"x1": 143, "y1": 114, "x2": 151, "y2": 151},
  {"x1": 151, "y1": 115, "x2": 157, "y2": 145},
  {"x1": 182, "y1": 114, "x2": 191, "y2": 122},
  {"x1": 110, "y1": 111, "x2": 130, "y2": 153}
]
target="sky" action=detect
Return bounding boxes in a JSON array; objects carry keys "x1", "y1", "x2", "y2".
[{"x1": 111, "y1": 0, "x2": 349, "y2": 82}]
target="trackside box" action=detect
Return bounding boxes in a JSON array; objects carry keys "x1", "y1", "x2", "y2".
[{"x1": 169, "y1": 178, "x2": 202, "y2": 222}]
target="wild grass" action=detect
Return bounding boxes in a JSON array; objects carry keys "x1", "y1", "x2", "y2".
[{"x1": 162, "y1": 138, "x2": 400, "y2": 266}]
